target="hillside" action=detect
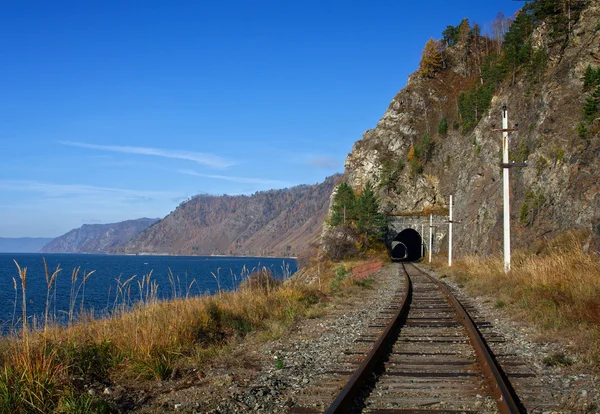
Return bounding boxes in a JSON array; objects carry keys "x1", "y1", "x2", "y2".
[
  {"x1": 0, "y1": 237, "x2": 54, "y2": 253},
  {"x1": 41, "y1": 218, "x2": 159, "y2": 253},
  {"x1": 114, "y1": 175, "x2": 339, "y2": 257},
  {"x1": 339, "y1": 0, "x2": 600, "y2": 255}
]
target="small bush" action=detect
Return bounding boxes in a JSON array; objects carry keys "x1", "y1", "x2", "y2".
[
  {"x1": 330, "y1": 265, "x2": 348, "y2": 291},
  {"x1": 63, "y1": 340, "x2": 115, "y2": 381},
  {"x1": 354, "y1": 278, "x2": 374, "y2": 289},
  {"x1": 57, "y1": 390, "x2": 116, "y2": 414},
  {"x1": 536, "y1": 156, "x2": 549, "y2": 176},
  {"x1": 577, "y1": 122, "x2": 588, "y2": 138},
  {"x1": 543, "y1": 353, "x2": 574, "y2": 367},
  {"x1": 321, "y1": 225, "x2": 360, "y2": 261},
  {"x1": 131, "y1": 349, "x2": 177, "y2": 380},
  {"x1": 437, "y1": 117, "x2": 448, "y2": 136}
]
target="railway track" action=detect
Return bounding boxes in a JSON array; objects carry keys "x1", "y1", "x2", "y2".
[{"x1": 290, "y1": 263, "x2": 555, "y2": 413}]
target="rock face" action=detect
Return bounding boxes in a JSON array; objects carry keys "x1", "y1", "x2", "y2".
[
  {"x1": 115, "y1": 176, "x2": 339, "y2": 257},
  {"x1": 41, "y1": 218, "x2": 159, "y2": 254},
  {"x1": 341, "y1": 2, "x2": 600, "y2": 255}
]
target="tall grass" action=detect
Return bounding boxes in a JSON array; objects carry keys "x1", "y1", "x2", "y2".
[
  {"x1": 0, "y1": 262, "x2": 323, "y2": 412},
  {"x1": 434, "y1": 232, "x2": 600, "y2": 367}
]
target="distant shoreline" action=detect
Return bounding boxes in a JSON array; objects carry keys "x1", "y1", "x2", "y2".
[{"x1": 1, "y1": 251, "x2": 298, "y2": 260}]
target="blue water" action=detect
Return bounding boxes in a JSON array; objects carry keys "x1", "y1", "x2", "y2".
[{"x1": 0, "y1": 253, "x2": 297, "y2": 333}]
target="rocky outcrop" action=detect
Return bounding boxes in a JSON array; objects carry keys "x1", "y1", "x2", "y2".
[
  {"x1": 41, "y1": 218, "x2": 159, "y2": 253},
  {"x1": 114, "y1": 175, "x2": 339, "y2": 257},
  {"x1": 340, "y1": 1, "x2": 600, "y2": 255}
]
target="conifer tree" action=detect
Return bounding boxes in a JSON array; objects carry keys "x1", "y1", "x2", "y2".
[
  {"x1": 442, "y1": 25, "x2": 459, "y2": 46},
  {"x1": 583, "y1": 86, "x2": 600, "y2": 123},
  {"x1": 329, "y1": 182, "x2": 356, "y2": 227},
  {"x1": 457, "y1": 18, "x2": 471, "y2": 45},
  {"x1": 355, "y1": 181, "x2": 388, "y2": 242},
  {"x1": 378, "y1": 160, "x2": 399, "y2": 193},
  {"x1": 437, "y1": 117, "x2": 448, "y2": 136},
  {"x1": 584, "y1": 65, "x2": 600, "y2": 89},
  {"x1": 419, "y1": 38, "x2": 444, "y2": 78}
]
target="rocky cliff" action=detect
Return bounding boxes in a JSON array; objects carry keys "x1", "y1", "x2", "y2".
[
  {"x1": 114, "y1": 175, "x2": 339, "y2": 257},
  {"x1": 41, "y1": 218, "x2": 159, "y2": 253},
  {"x1": 341, "y1": 1, "x2": 600, "y2": 255}
]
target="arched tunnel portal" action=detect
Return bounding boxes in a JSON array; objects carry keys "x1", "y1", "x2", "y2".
[{"x1": 391, "y1": 228, "x2": 424, "y2": 262}]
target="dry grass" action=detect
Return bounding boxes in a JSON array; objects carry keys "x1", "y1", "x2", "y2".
[
  {"x1": 0, "y1": 251, "x2": 386, "y2": 412},
  {"x1": 0, "y1": 263, "x2": 324, "y2": 412},
  {"x1": 432, "y1": 232, "x2": 600, "y2": 367}
]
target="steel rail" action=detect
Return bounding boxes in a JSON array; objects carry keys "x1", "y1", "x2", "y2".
[
  {"x1": 415, "y1": 264, "x2": 521, "y2": 414},
  {"x1": 324, "y1": 265, "x2": 412, "y2": 414}
]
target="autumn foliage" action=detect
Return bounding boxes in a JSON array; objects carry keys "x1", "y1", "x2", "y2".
[{"x1": 419, "y1": 38, "x2": 444, "y2": 78}]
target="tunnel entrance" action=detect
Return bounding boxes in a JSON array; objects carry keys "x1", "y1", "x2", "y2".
[{"x1": 391, "y1": 228, "x2": 423, "y2": 261}]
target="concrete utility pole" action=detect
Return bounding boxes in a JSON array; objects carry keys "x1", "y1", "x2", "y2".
[
  {"x1": 502, "y1": 106, "x2": 511, "y2": 273},
  {"x1": 429, "y1": 213, "x2": 433, "y2": 263},
  {"x1": 493, "y1": 105, "x2": 524, "y2": 274},
  {"x1": 449, "y1": 195, "x2": 453, "y2": 267},
  {"x1": 421, "y1": 223, "x2": 424, "y2": 259}
]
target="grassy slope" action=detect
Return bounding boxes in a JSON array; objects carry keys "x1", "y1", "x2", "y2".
[{"x1": 0, "y1": 254, "x2": 382, "y2": 413}]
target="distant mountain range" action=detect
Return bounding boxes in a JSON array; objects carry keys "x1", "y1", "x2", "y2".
[
  {"x1": 113, "y1": 175, "x2": 339, "y2": 257},
  {"x1": 0, "y1": 237, "x2": 55, "y2": 253},
  {"x1": 40, "y1": 218, "x2": 160, "y2": 254},
  {"x1": 34, "y1": 175, "x2": 338, "y2": 257}
]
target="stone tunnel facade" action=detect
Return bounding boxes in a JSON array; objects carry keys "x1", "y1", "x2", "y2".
[{"x1": 386, "y1": 216, "x2": 449, "y2": 261}]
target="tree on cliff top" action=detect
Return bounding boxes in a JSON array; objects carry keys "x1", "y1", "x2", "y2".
[{"x1": 419, "y1": 38, "x2": 444, "y2": 78}]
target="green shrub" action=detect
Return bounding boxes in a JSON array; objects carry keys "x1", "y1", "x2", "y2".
[
  {"x1": 330, "y1": 265, "x2": 348, "y2": 291},
  {"x1": 536, "y1": 156, "x2": 549, "y2": 176},
  {"x1": 543, "y1": 353, "x2": 574, "y2": 367},
  {"x1": 437, "y1": 117, "x2": 448, "y2": 136},
  {"x1": 57, "y1": 390, "x2": 116, "y2": 414},
  {"x1": 577, "y1": 122, "x2": 588, "y2": 138},
  {"x1": 520, "y1": 190, "x2": 547, "y2": 226},
  {"x1": 63, "y1": 340, "x2": 115, "y2": 381}
]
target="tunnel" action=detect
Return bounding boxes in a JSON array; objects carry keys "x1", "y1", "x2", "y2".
[{"x1": 391, "y1": 228, "x2": 424, "y2": 261}]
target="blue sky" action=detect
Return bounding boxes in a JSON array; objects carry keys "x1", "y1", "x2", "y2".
[{"x1": 0, "y1": 0, "x2": 523, "y2": 237}]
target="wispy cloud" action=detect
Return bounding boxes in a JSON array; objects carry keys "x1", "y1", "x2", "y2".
[
  {"x1": 59, "y1": 141, "x2": 235, "y2": 169},
  {"x1": 178, "y1": 169, "x2": 290, "y2": 187},
  {"x1": 0, "y1": 180, "x2": 171, "y2": 199},
  {"x1": 308, "y1": 156, "x2": 339, "y2": 169}
]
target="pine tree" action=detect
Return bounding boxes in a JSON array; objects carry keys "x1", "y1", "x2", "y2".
[
  {"x1": 584, "y1": 65, "x2": 600, "y2": 89},
  {"x1": 584, "y1": 64, "x2": 595, "y2": 89},
  {"x1": 583, "y1": 86, "x2": 600, "y2": 123},
  {"x1": 419, "y1": 38, "x2": 444, "y2": 78},
  {"x1": 442, "y1": 25, "x2": 459, "y2": 46},
  {"x1": 378, "y1": 160, "x2": 399, "y2": 193},
  {"x1": 437, "y1": 117, "x2": 448, "y2": 136},
  {"x1": 355, "y1": 181, "x2": 388, "y2": 242},
  {"x1": 329, "y1": 182, "x2": 356, "y2": 227},
  {"x1": 457, "y1": 18, "x2": 471, "y2": 45}
]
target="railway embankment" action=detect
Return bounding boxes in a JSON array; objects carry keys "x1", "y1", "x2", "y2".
[{"x1": 138, "y1": 259, "x2": 598, "y2": 413}]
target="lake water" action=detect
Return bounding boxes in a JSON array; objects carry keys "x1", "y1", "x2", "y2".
[{"x1": 0, "y1": 253, "x2": 297, "y2": 333}]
